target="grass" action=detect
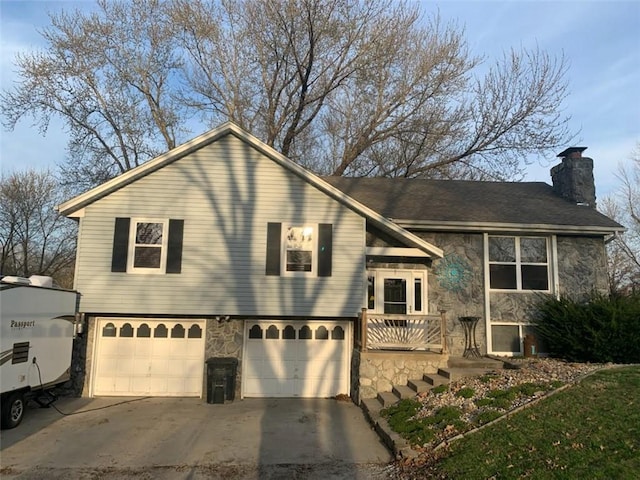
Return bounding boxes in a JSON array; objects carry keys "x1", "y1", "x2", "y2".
[{"x1": 430, "y1": 366, "x2": 640, "y2": 479}]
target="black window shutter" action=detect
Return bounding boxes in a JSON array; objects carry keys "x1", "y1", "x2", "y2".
[
  {"x1": 318, "y1": 223, "x2": 333, "y2": 277},
  {"x1": 265, "y1": 222, "x2": 281, "y2": 276},
  {"x1": 166, "y1": 219, "x2": 184, "y2": 274},
  {"x1": 111, "y1": 217, "x2": 130, "y2": 272}
]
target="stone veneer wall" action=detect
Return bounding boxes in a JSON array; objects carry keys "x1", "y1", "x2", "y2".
[
  {"x1": 203, "y1": 319, "x2": 244, "y2": 400},
  {"x1": 417, "y1": 232, "x2": 486, "y2": 356},
  {"x1": 77, "y1": 317, "x2": 96, "y2": 397},
  {"x1": 352, "y1": 349, "x2": 449, "y2": 402},
  {"x1": 557, "y1": 236, "x2": 608, "y2": 298}
]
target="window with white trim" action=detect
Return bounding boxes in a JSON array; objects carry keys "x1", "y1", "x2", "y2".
[
  {"x1": 128, "y1": 219, "x2": 168, "y2": 273},
  {"x1": 283, "y1": 225, "x2": 316, "y2": 275},
  {"x1": 488, "y1": 236, "x2": 549, "y2": 291}
]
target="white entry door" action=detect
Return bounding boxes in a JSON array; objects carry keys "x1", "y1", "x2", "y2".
[
  {"x1": 242, "y1": 320, "x2": 351, "y2": 398},
  {"x1": 92, "y1": 318, "x2": 206, "y2": 397},
  {"x1": 367, "y1": 270, "x2": 426, "y2": 315}
]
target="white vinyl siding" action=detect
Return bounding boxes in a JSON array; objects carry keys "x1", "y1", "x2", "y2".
[{"x1": 73, "y1": 135, "x2": 365, "y2": 317}]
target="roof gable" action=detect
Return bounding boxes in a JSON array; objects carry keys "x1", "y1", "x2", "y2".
[{"x1": 58, "y1": 122, "x2": 443, "y2": 258}]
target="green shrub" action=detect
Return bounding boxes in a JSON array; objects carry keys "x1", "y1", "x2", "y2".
[
  {"x1": 456, "y1": 387, "x2": 475, "y2": 398},
  {"x1": 533, "y1": 292, "x2": 640, "y2": 363},
  {"x1": 516, "y1": 383, "x2": 545, "y2": 396},
  {"x1": 432, "y1": 384, "x2": 448, "y2": 394}
]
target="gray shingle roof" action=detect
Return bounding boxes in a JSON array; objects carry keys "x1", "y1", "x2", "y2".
[{"x1": 322, "y1": 177, "x2": 623, "y2": 232}]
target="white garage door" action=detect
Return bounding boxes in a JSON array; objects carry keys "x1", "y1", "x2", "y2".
[
  {"x1": 93, "y1": 318, "x2": 205, "y2": 397},
  {"x1": 243, "y1": 320, "x2": 351, "y2": 398}
]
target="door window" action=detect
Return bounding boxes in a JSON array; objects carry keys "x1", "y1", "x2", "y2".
[{"x1": 367, "y1": 270, "x2": 426, "y2": 314}]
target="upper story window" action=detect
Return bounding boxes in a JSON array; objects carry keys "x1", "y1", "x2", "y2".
[
  {"x1": 128, "y1": 219, "x2": 168, "y2": 273},
  {"x1": 488, "y1": 236, "x2": 549, "y2": 291},
  {"x1": 284, "y1": 225, "x2": 315, "y2": 274},
  {"x1": 265, "y1": 222, "x2": 332, "y2": 277},
  {"x1": 111, "y1": 217, "x2": 184, "y2": 274}
]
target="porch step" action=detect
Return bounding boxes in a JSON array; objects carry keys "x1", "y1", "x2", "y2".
[
  {"x1": 377, "y1": 391, "x2": 400, "y2": 408},
  {"x1": 407, "y1": 379, "x2": 432, "y2": 393},
  {"x1": 438, "y1": 367, "x2": 495, "y2": 382},
  {"x1": 447, "y1": 356, "x2": 505, "y2": 369},
  {"x1": 423, "y1": 372, "x2": 449, "y2": 387},
  {"x1": 361, "y1": 397, "x2": 383, "y2": 419},
  {"x1": 392, "y1": 384, "x2": 416, "y2": 400}
]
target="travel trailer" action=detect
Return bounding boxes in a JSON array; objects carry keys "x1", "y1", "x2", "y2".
[{"x1": 0, "y1": 276, "x2": 79, "y2": 429}]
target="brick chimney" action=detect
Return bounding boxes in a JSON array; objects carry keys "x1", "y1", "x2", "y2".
[{"x1": 550, "y1": 147, "x2": 596, "y2": 208}]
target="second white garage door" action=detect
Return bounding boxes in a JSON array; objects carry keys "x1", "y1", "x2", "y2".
[
  {"x1": 242, "y1": 320, "x2": 351, "y2": 398},
  {"x1": 92, "y1": 318, "x2": 206, "y2": 397}
]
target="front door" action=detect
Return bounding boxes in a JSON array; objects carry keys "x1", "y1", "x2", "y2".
[{"x1": 367, "y1": 270, "x2": 425, "y2": 315}]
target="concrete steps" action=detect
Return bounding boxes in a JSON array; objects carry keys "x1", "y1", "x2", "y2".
[
  {"x1": 360, "y1": 355, "x2": 506, "y2": 459},
  {"x1": 362, "y1": 356, "x2": 505, "y2": 411}
]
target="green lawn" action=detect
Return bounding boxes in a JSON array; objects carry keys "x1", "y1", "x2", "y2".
[{"x1": 429, "y1": 366, "x2": 640, "y2": 479}]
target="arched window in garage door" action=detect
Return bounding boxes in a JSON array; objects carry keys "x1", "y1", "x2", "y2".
[
  {"x1": 188, "y1": 324, "x2": 202, "y2": 338},
  {"x1": 154, "y1": 324, "x2": 168, "y2": 338},
  {"x1": 171, "y1": 324, "x2": 185, "y2": 338},
  {"x1": 120, "y1": 323, "x2": 134, "y2": 337},
  {"x1": 137, "y1": 323, "x2": 151, "y2": 337},
  {"x1": 102, "y1": 323, "x2": 116, "y2": 337},
  {"x1": 249, "y1": 325, "x2": 263, "y2": 338}
]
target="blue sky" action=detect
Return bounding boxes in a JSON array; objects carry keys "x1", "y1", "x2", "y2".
[{"x1": 1, "y1": 0, "x2": 639, "y2": 196}]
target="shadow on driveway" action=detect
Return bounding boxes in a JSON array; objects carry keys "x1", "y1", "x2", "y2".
[{"x1": 1, "y1": 396, "x2": 392, "y2": 479}]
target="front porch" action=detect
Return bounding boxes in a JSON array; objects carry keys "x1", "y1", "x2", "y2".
[{"x1": 352, "y1": 309, "x2": 453, "y2": 401}]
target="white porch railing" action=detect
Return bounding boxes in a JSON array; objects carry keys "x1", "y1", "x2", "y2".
[{"x1": 356, "y1": 310, "x2": 447, "y2": 352}]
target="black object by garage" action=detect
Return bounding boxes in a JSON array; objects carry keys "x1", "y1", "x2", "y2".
[{"x1": 206, "y1": 357, "x2": 238, "y2": 404}]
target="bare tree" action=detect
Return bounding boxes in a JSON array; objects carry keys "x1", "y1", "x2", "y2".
[
  {"x1": 0, "y1": 169, "x2": 77, "y2": 288},
  {"x1": 1, "y1": 0, "x2": 188, "y2": 190},
  {"x1": 2, "y1": 0, "x2": 573, "y2": 187},
  {"x1": 603, "y1": 143, "x2": 640, "y2": 294}
]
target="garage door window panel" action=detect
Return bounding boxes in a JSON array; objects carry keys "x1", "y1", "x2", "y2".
[
  {"x1": 137, "y1": 323, "x2": 151, "y2": 337},
  {"x1": 283, "y1": 325, "x2": 296, "y2": 339},
  {"x1": 103, "y1": 323, "x2": 116, "y2": 337},
  {"x1": 249, "y1": 325, "x2": 263, "y2": 338},
  {"x1": 266, "y1": 325, "x2": 279, "y2": 339},
  {"x1": 188, "y1": 324, "x2": 202, "y2": 338},
  {"x1": 299, "y1": 325, "x2": 312, "y2": 339},
  {"x1": 316, "y1": 326, "x2": 329, "y2": 339},
  {"x1": 154, "y1": 324, "x2": 168, "y2": 338},
  {"x1": 120, "y1": 323, "x2": 134, "y2": 337},
  {"x1": 332, "y1": 326, "x2": 345, "y2": 340},
  {"x1": 171, "y1": 324, "x2": 185, "y2": 338}
]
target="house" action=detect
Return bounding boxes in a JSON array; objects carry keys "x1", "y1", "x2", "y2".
[{"x1": 58, "y1": 124, "x2": 623, "y2": 402}]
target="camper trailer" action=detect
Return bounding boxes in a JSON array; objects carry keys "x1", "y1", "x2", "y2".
[{"x1": 0, "y1": 276, "x2": 79, "y2": 429}]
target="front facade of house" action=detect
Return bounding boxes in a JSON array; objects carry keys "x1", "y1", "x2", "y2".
[{"x1": 60, "y1": 124, "x2": 622, "y2": 402}]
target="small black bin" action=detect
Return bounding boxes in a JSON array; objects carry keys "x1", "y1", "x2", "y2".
[{"x1": 206, "y1": 357, "x2": 238, "y2": 404}]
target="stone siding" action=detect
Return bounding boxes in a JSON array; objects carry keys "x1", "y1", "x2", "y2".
[
  {"x1": 418, "y1": 232, "x2": 486, "y2": 356},
  {"x1": 353, "y1": 350, "x2": 448, "y2": 401},
  {"x1": 557, "y1": 236, "x2": 609, "y2": 299},
  {"x1": 203, "y1": 319, "x2": 244, "y2": 401}
]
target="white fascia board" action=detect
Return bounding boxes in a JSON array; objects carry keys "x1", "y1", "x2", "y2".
[
  {"x1": 366, "y1": 247, "x2": 430, "y2": 257},
  {"x1": 394, "y1": 219, "x2": 625, "y2": 236}
]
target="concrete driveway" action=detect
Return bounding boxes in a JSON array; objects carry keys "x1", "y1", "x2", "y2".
[{"x1": 0, "y1": 396, "x2": 393, "y2": 479}]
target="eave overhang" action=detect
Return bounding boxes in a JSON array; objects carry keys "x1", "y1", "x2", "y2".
[{"x1": 394, "y1": 219, "x2": 626, "y2": 236}]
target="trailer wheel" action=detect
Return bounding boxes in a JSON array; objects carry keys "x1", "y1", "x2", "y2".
[{"x1": 1, "y1": 391, "x2": 26, "y2": 429}]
